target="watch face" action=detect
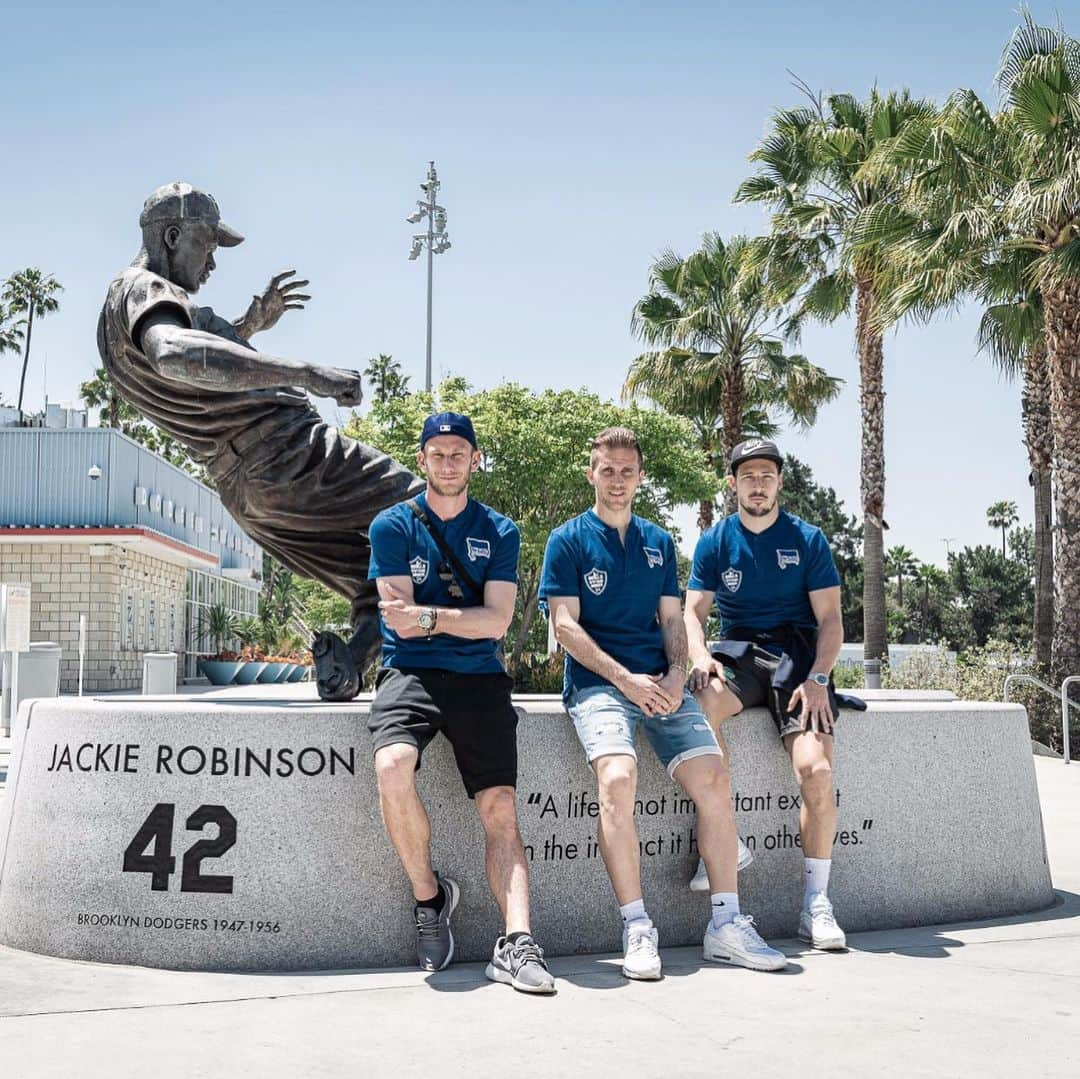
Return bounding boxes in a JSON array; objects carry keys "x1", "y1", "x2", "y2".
[
  {"x1": 810, "y1": 673, "x2": 829, "y2": 686},
  {"x1": 417, "y1": 610, "x2": 435, "y2": 630}
]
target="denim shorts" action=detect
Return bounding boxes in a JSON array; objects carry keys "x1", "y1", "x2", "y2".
[{"x1": 566, "y1": 684, "x2": 721, "y2": 779}]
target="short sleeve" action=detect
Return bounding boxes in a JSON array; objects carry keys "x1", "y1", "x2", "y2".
[
  {"x1": 687, "y1": 528, "x2": 718, "y2": 593},
  {"x1": 539, "y1": 530, "x2": 579, "y2": 600},
  {"x1": 661, "y1": 533, "x2": 680, "y2": 597},
  {"x1": 367, "y1": 511, "x2": 412, "y2": 580},
  {"x1": 486, "y1": 520, "x2": 520, "y2": 584},
  {"x1": 125, "y1": 271, "x2": 196, "y2": 348},
  {"x1": 806, "y1": 529, "x2": 841, "y2": 591}
]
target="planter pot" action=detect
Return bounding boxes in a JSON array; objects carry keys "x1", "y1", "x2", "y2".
[
  {"x1": 233, "y1": 662, "x2": 268, "y2": 686},
  {"x1": 198, "y1": 660, "x2": 243, "y2": 686},
  {"x1": 275, "y1": 663, "x2": 297, "y2": 683},
  {"x1": 257, "y1": 662, "x2": 288, "y2": 683},
  {"x1": 287, "y1": 664, "x2": 307, "y2": 682}
]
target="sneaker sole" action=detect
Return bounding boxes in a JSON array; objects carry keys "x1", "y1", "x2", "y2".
[
  {"x1": 797, "y1": 930, "x2": 847, "y2": 951},
  {"x1": 484, "y1": 962, "x2": 557, "y2": 994},
  {"x1": 703, "y1": 947, "x2": 788, "y2": 972},
  {"x1": 420, "y1": 877, "x2": 459, "y2": 972},
  {"x1": 622, "y1": 964, "x2": 663, "y2": 980}
]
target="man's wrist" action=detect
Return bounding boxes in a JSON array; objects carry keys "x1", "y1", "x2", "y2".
[
  {"x1": 667, "y1": 664, "x2": 688, "y2": 683},
  {"x1": 807, "y1": 671, "x2": 830, "y2": 687}
]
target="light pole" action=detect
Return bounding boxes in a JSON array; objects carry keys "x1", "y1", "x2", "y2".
[
  {"x1": 941, "y1": 537, "x2": 958, "y2": 561},
  {"x1": 406, "y1": 161, "x2": 451, "y2": 392}
]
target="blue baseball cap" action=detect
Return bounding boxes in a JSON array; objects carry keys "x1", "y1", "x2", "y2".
[{"x1": 420, "y1": 411, "x2": 477, "y2": 449}]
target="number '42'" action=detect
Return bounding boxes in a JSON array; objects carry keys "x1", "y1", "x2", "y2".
[{"x1": 122, "y1": 803, "x2": 236, "y2": 893}]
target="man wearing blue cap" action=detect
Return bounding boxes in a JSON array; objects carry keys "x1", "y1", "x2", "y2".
[{"x1": 365, "y1": 412, "x2": 555, "y2": 994}]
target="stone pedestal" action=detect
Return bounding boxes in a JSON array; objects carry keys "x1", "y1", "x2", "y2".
[{"x1": 0, "y1": 695, "x2": 1053, "y2": 971}]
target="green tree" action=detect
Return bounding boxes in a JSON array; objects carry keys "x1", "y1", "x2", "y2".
[
  {"x1": 626, "y1": 233, "x2": 840, "y2": 525},
  {"x1": 986, "y1": 500, "x2": 1020, "y2": 560},
  {"x1": 349, "y1": 380, "x2": 715, "y2": 668},
  {"x1": 2, "y1": 268, "x2": 62, "y2": 412},
  {"x1": 884, "y1": 545, "x2": 919, "y2": 608},
  {"x1": 910, "y1": 562, "x2": 952, "y2": 643},
  {"x1": 363, "y1": 353, "x2": 411, "y2": 404},
  {"x1": 949, "y1": 545, "x2": 1033, "y2": 649},
  {"x1": 1, "y1": 304, "x2": 24, "y2": 395},
  {"x1": 735, "y1": 85, "x2": 934, "y2": 682}
]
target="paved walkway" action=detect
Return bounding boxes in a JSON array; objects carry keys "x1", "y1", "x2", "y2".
[{"x1": 1, "y1": 759, "x2": 1077, "y2": 1078}]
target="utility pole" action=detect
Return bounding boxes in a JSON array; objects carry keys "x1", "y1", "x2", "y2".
[{"x1": 406, "y1": 162, "x2": 451, "y2": 392}]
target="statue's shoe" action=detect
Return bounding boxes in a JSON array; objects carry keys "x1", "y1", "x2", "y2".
[{"x1": 312, "y1": 631, "x2": 361, "y2": 701}]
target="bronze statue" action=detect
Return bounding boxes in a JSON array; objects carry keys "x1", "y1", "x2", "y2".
[{"x1": 97, "y1": 182, "x2": 424, "y2": 699}]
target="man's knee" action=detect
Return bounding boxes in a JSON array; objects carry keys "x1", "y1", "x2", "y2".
[
  {"x1": 795, "y1": 756, "x2": 834, "y2": 806},
  {"x1": 676, "y1": 755, "x2": 732, "y2": 810},
  {"x1": 696, "y1": 680, "x2": 743, "y2": 724},
  {"x1": 595, "y1": 757, "x2": 637, "y2": 820},
  {"x1": 374, "y1": 743, "x2": 419, "y2": 796},
  {"x1": 475, "y1": 785, "x2": 520, "y2": 836}
]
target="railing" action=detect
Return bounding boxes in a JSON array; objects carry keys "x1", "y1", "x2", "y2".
[{"x1": 1003, "y1": 673, "x2": 1080, "y2": 765}]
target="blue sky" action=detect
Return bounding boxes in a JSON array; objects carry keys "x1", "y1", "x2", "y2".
[{"x1": 0, "y1": 2, "x2": 1056, "y2": 563}]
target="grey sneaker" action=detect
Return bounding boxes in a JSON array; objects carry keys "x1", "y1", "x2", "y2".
[
  {"x1": 688, "y1": 839, "x2": 755, "y2": 891},
  {"x1": 414, "y1": 875, "x2": 459, "y2": 972},
  {"x1": 485, "y1": 934, "x2": 557, "y2": 994}
]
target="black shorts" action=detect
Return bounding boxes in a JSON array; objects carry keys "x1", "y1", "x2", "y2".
[
  {"x1": 367, "y1": 666, "x2": 518, "y2": 798},
  {"x1": 716, "y1": 648, "x2": 836, "y2": 741}
]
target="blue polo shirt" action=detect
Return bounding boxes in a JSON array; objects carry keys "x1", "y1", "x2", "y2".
[
  {"x1": 688, "y1": 510, "x2": 840, "y2": 636},
  {"x1": 540, "y1": 510, "x2": 680, "y2": 699},
  {"x1": 368, "y1": 493, "x2": 520, "y2": 674}
]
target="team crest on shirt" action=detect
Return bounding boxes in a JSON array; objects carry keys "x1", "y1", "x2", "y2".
[
  {"x1": 466, "y1": 537, "x2": 491, "y2": 562},
  {"x1": 643, "y1": 546, "x2": 663, "y2": 569},
  {"x1": 722, "y1": 567, "x2": 742, "y2": 593},
  {"x1": 776, "y1": 549, "x2": 800, "y2": 569},
  {"x1": 584, "y1": 567, "x2": 608, "y2": 595},
  {"x1": 409, "y1": 556, "x2": 430, "y2": 583}
]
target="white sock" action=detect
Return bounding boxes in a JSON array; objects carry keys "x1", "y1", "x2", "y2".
[
  {"x1": 804, "y1": 857, "x2": 831, "y2": 906},
  {"x1": 620, "y1": 899, "x2": 650, "y2": 929},
  {"x1": 710, "y1": 892, "x2": 740, "y2": 929}
]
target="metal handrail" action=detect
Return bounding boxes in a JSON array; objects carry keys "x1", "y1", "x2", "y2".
[{"x1": 1003, "y1": 673, "x2": 1080, "y2": 765}]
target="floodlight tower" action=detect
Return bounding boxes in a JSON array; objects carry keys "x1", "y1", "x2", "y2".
[{"x1": 406, "y1": 161, "x2": 452, "y2": 392}]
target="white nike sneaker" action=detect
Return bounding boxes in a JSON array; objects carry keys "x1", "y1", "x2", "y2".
[
  {"x1": 798, "y1": 893, "x2": 847, "y2": 951},
  {"x1": 688, "y1": 839, "x2": 754, "y2": 891},
  {"x1": 621, "y1": 922, "x2": 662, "y2": 980},
  {"x1": 704, "y1": 914, "x2": 788, "y2": 971}
]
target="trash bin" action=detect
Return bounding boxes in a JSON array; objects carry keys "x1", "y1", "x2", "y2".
[
  {"x1": 2, "y1": 641, "x2": 62, "y2": 732},
  {"x1": 142, "y1": 651, "x2": 178, "y2": 695}
]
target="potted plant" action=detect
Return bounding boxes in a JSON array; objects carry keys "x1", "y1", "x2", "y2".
[
  {"x1": 232, "y1": 619, "x2": 267, "y2": 685},
  {"x1": 197, "y1": 604, "x2": 244, "y2": 685}
]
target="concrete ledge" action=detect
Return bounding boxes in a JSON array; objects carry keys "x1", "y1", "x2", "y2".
[{"x1": 0, "y1": 694, "x2": 1054, "y2": 971}]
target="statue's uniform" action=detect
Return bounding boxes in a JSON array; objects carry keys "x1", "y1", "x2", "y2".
[{"x1": 97, "y1": 266, "x2": 423, "y2": 628}]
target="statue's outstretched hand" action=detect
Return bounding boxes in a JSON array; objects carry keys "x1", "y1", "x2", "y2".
[
  {"x1": 308, "y1": 366, "x2": 363, "y2": 408},
  {"x1": 238, "y1": 270, "x2": 311, "y2": 336}
]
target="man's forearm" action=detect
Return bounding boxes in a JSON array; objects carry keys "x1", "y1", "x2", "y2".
[
  {"x1": 684, "y1": 610, "x2": 712, "y2": 665},
  {"x1": 660, "y1": 615, "x2": 689, "y2": 674},
  {"x1": 432, "y1": 604, "x2": 511, "y2": 641},
  {"x1": 554, "y1": 613, "x2": 629, "y2": 686},
  {"x1": 145, "y1": 325, "x2": 315, "y2": 392},
  {"x1": 812, "y1": 613, "x2": 843, "y2": 674}
]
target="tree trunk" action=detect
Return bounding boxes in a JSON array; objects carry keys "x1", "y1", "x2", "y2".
[
  {"x1": 719, "y1": 363, "x2": 744, "y2": 517},
  {"x1": 510, "y1": 569, "x2": 540, "y2": 669},
  {"x1": 109, "y1": 392, "x2": 120, "y2": 428},
  {"x1": 15, "y1": 300, "x2": 35, "y2": 413},
  {"x1": 1041, "y1": 277, "x2": 1080, "y2": 677},
  {"x1": 856, "y1": 273, "x2": 887, "y2": 685},
  {"x1": 1022, "y1": 338, "x2": 1054, "y2": 667}
]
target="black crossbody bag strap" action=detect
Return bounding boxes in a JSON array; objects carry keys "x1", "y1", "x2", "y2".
[{"x1": 406, "y1": 499, "x2": 484, "y2": 601}]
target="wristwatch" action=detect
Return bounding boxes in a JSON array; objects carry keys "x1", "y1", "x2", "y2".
[
  {"x1": 808, "y1": 672, "x2": 829, "y2": 687},
  {"x1": 417, "y1": 608, "x2": 437, "y2": 636}
]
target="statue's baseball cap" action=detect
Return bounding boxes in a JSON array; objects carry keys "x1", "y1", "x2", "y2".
[
  {"x1": 420, "y1": 411, "x2": 477, "y2": 449},
  {"x1": 729, "y1": 437, "x2": 783, "y2": 474},
  {"x1": 139, "y1": 182, "x2": 244, "y2": 247}
]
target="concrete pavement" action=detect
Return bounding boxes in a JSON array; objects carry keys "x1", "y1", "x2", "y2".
[{"x1": 0, "y1": 758, "x2": 1077, "y2": 1078}]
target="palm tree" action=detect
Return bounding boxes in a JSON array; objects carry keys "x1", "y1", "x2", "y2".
[
  {"x1": 80, "y1": 366, "x2": 134, "y2": 429},
  {"x1": 363, "y1": 353, "x2": 411, "y2": 404},
  {"x1": 2, "y1": 269, "x2": 62, "y2": 412},
  {"x1": 1, "y1": 304, "x2": 24, "y2": 383},
  {"x1": 735, "y1": 85, "x2": 934, "y2": 684},
  {"x1": 626, "y1": 233, "x2": 841, "y2": 525},
  {"x1": 858, "y1": 14, "x2": 1080, "y2": 673},
  {"x1": 986, "y1": 500, "x2": 1020, "y2": 560},
  {"x1": 884, "y1": 545, "x2": 919, "y2": 607},
  {"x1": 912, "y1": 562, "x2": 948, "y2": 640}
]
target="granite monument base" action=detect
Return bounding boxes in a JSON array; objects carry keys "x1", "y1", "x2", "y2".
[{"x1": 0, "y1": 695, "x2": 1054, "y2": 971}]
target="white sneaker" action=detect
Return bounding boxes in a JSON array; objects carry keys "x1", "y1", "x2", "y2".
[
  {"x1": 621, "y1": 922, "x2": 662, "y2": 980},
  {"x1": 704, "y1": 914, "x2": 788, "y2": 971},
  {"x1": 688, "y1": 839, "x2": 754, "y2": 891},
  {"x1": 799, "y1": 893, "x2": 847, "y2": 951}
]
